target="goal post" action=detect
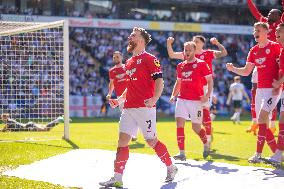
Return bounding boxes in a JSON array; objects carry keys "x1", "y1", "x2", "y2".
[{"x1": 0, "y1": 20, "x2": 69, "y2": 140}]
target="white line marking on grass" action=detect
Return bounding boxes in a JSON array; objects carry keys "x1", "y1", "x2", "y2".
[{"x1": 3, "y1": 149, "x2": 284, "y2": 189}]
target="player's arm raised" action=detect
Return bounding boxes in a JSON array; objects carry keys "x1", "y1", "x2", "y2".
[
  {"x1": 226, "y1": 62, "x2": 254, "y2": 76},
  {"x1": 170, "y1": 79, "x2": 181, "y2": 104},
  {"x1": 210, "y1": 37, "x2": 228, "y2": 58},
  {"x1": 247, "y1": 0, "x2": 263, "y2": 21},
  {"x1": 167, "y1": 37, "x2": 184, "y2": 60}
]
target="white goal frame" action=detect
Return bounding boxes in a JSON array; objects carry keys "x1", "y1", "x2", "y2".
[{"x1": 0, "y1": 20, "x2": 69, "y2": 140}]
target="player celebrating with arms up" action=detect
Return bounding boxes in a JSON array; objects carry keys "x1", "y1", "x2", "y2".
[
  {"x1": 99, "y1": 27, "x2": 178, "y2": 188},
  {"x1": 169, "y1": 41, "x2": 213, "y2": 160},
  {"x1": 226, "y1": 22, "x2": 281, "y2": 163},
  {"x1": 167, "y1": 35, "x2": 227, "y2": 151}
]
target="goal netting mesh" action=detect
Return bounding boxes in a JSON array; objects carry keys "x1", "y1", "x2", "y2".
[{"x1": 0, "y1": 20, "x2": 69, "y2": 141}]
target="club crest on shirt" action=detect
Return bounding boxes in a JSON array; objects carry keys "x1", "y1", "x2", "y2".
[
  {"x1": 116, "y1": 73, "x2": 126, "y2": 79},
  {"x1": 255, "y1": 57, "x2": 266, "y2": 64},
  {"x1": 182, "y1": 71, "x2": 192, "y2": 78},
  {"x1": 154, "y1": 59, "x2": 160, "y2": 67},
  {"x1": 126, "y1": 68, "x2": 136, "y2": 77},
  {"x1": 200, "y1": 55, "x2": 204, "y2": 60},
  {"x1": 265, "y1": 49, "x2": 270, "y2": 54},
  {"x1": 136, "y1": 59, "x2": 142, "y2": 64},
  {"x1": 192, "y1": 64, "x2": 197, "y2": 69}
]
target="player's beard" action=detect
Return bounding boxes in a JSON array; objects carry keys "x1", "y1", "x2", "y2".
[
  {"x1": 127, "y1": 41, "x2": 137, "y2": 53},
  {"x1": 114, "y1": 60, "x2": 120, "y2": 65}
]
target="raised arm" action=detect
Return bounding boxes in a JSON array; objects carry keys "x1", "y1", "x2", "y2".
[
  {"x1": 167, "y1": 37, "x2": 184, "y2": 60},
  {"x1": 210, "y1": 38, "x2": 228, "y2": 59},
  {"x1": 247, "y1": 0, "x2": 263, "y2": 21}
]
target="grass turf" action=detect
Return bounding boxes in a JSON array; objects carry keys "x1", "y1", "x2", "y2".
[{"x1": 0, "y1": 117, "x2": 281, "y2": 188}]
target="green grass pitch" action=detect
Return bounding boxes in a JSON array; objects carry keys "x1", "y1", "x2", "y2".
[{"x1": 0, "y1": 117, "x2": 280, "y2": 188}]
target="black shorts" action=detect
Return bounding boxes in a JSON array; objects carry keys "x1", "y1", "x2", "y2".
[{"x1": 233, "y1": 100, "x2": 242, "y2": 109}]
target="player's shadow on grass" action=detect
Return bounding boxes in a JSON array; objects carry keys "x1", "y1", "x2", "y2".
[
  {"x1": 252, "y1": 168, "x2": 284, "y2": 180},
  {"x1": 214, "y1": 131, "x2": 231, "y2": 135},
  {"x1": 175, "y1": 161, "x2": 239, "y2": 174},
  {"x1": 129, "y1": 141, "x2": 145, "y2": 149},
  {"x1": 207, "y1": 149, "x2": 241, "y2": 162}
]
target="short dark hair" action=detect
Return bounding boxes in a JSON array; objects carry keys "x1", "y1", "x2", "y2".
[
  {"x1": 193, "y1": 35, "x2": 206, "y2": 44},
  {"x1": 133, "y1": 27, "x2": 152, "y2": 45}
]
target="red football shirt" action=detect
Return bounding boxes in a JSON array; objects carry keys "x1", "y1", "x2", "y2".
[
  {"x1": 247, "y1": 41, "x2": 281, "y2": 88},
  {"x1": 177, "y1": 59, "x2": 211, "y2": 100},
  {"x1": 195, "y1": 49, "x2": 214, "y2": 76},
  {"x1": 109, "y1": 65, "x2": 128, "y2": 96},
  {"x1": 124, "y1": 51, "x2": 162, "y2": 108}
]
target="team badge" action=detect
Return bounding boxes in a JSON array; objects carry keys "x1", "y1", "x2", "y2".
[
  {"x1": 192, "y1": 64, "x2": 197, "y2": 69},
  {"x1": 137, "y1": 59, "x2": 142, "y2": 64},
  {"x1": 154, "y1": 59, "x2": 160, "y2": 67},
  {"x1": 265, "y1": 49, "x2": 270, "y2": 54},
  {"x1": 200, "y1": 55, "x2": 204, "y2": 60}
]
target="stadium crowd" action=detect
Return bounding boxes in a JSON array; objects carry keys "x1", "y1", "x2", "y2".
[{"x1": 70, "y1": 27, "x2": 255, "y2": 114}]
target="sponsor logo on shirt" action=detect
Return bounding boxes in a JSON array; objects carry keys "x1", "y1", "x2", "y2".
[
  {"x1": 182, "y1": 71, "x2": 192, "y2": 78},
  {"x1": 116, "y1": 73, "x2": 126, "y2": 79},
  {"x1": 126, "y1": 68, "x2": 136, "y2": 78},
  {"x1": 255, "y1": 57, "x2": 266, "y2": 65}
]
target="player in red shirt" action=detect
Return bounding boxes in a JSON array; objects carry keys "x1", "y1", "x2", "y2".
[
  {"x1": 226, "y1": 22, "x2": 281, "y2": 163},
  {"x1": 248, "y1": 0, "x2": 284, "y2": 42},
  {"x1": 264, "y1": 23, "x2": 284, "y2": 166},
  {"x1": 107, "y1": 51, "x2": 138, "y2": 141},
  {"x1": 169, "y1": 41, "x2": 213, "y2": 160},
  {"x1": 246, "y1": 0, "x2": 284, "y2": 134},
  {"x1": 167, "y1": 35, "x2": 227, "y2": 152},
  {"x1": 106, "y1": 51, "x2": 127, "y2": 103},
  {"x1": 99, "y1": 27, "x2": 178, "y2": 188}
]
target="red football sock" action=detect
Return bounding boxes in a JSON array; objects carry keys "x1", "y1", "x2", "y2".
[
  {"x1": 251, "y1": 88, "x2": 256, "y2": 119},
  {"x1": 177, "y1": 127, "x2": 185, "y2": 151},
  {"x1": 153, "y1": 140, "x2": 172, "y2": 166},
  {"x1": 198, "y1": 128, "x2": 207, "y2": 144},
  {"x1": 203, "y1": 108, "x2": 212, "y2": 135},
  {"x1": 271, "y1": 108, "x2": 277, "y2": 121},
  {"x1": 277, "y1": 124, "x2": 284, "y2": 151},
  {"x1": 257, "y1": 124, "x2": 267, "y2": 153},
  {"x1": 266, "y1": 128, "x2": 277, "y2": 153},
  {"x1": 114, "y1": 146, "x2": 129, "y2": 174}
]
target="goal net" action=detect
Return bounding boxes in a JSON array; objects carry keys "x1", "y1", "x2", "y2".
[{"x1": 0, "y1": 20, "x2": 69, "y2": 141}]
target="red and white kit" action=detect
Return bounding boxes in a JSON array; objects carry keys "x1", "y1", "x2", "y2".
[
  {"x1": 175, "y1": 59, "x2": 212, "y2": 124},
  {"x1": 109, "y1": 65, "x2": 128, "y2": 97},
  {"x1": 120, "y1": 51, "x2": 162, "y2": 139},
  {"x1": 246, "y1": 41, "x2": 281, "y2": 119}
]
